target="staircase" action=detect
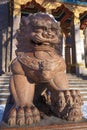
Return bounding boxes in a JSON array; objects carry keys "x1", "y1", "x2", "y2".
[
  {"x1": 0, "y1": 74, "x2": 87, "y2": 104},
  {"x1": 68, "y1": 74, "x2": 87, "y2": 101},
  {"x1": 0, "y1": 74, "x2": 10, "y2": 104}
]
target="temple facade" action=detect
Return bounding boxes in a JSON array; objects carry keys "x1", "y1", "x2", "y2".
[{"x1": 0, "y1": 0, "x2": 87, "y2": 75}]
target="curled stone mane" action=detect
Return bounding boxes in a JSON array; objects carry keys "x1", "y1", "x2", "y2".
[{"x1": 16, "y1": 13, "x2": 62, "y2": 55}]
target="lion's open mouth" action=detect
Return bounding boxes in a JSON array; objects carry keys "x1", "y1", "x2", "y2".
[
  {"x1": 31, "y1": 40, "x2": 42, "y2": 46},
  {"x1": 31, "y1": 40, "x2": 50, "y2": 46}
]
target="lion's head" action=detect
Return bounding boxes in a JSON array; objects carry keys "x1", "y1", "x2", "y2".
[{"x1": 16, "y1": 13, "x2": 62, "y2": 55}]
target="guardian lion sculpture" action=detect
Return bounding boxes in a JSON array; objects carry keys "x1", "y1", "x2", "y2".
[{"x1": 3, "y1": 13, "x2": 83, "y2": 126}]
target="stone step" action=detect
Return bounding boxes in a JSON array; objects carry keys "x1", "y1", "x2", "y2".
[
  {"x1": 0, "y1": 92, "x2": 10, "y2": 95},
  {"x1": 0, "y1": 98, "x2": 8, "y2": 104},
  {"x1": 68, "y1": 79, "x2": 87, "y2": 81},
  {"x1": 0, "y1": 77, "x2": 10, "y2": 79},
  {"x1": 2, "y1": 80, "x2": 86, "y2": 84},
  {"x1": 0, "y1": 88, "x2": 9, "y2": 90},
  {"x1": 0, "y1": 83, "x2": 83, "y2": 87},
  {"x1": 69, "y1": 82, "x2": 87, "y2": 84},
  {"x1": 0, "y1": 84, "x2": 87, "y2": 88},
  {"x1": 79, "y1": 91, "x2": 87, "y2": 95},
  {"x1": 0, "y1": 95, "x2": 9, "y2": 99},
  {"x1": 83, "y1": 96, "x2": 87, "y2": 101},
  {"x1": 0, "y1": 93, "x2": 87, "y2": 104},
  {"x1": 68, "y1": 75, "x2": 83, "y2": 78},
  {"x1": 1, "y1": 82, "x2": 87, "y2": 86},
  {"x1": 0, "y1": 76, "x2": 10, "y2": 79},
  {"x1": 83, "y1": 98, "x2": 87, "y2": 101},
  {"x1": 0, "y1": 85, "x2": 86, "y2": 89},
  {"x1": 0, "y1": 79, "x2": 10, "y2": 82},
  {"x1": 67, "y1": 76, "x2": 87, "y2": 80},
  {"x1": 70, "y1": 87, "x2": 87, "y2": 90},
  {"x1": 0, "y1": 79, "x2": 85, "y2": 82},
  {"x1": 0, "y1": 81, "x2": 9, "y2": 84},
  {"x1": 0, "y1": 75, "x2": 85, "y2": 79},
  {"x1": 0, "y1": 85, "x2": 87, "y2": 90},
  {"x1": 0, "y1": 75, "x2": 86, "y2": 81},
  {"x1": 67, "y1": 75, "x2": 81, "y2": 77},
  {"x1": 0, "y1": 87, "x2": 9, "y2": 90},
  {"x1": 69, "y1": 84, "x2": 87, "y2": 86},
  {"x1": 0, "y1": 88, "x2": 87, "y2": 94},
  {"x1": 69, "y1": 87, "x2": 87, "y2": 90},
  {"x1": 0, "y1": 84, "x2": 9, "y2": 87},
  {"x1": 69, "y1": 84, "x2": 87, "y2": 87},
  {"x1": 0, "y1": 89, "x2": 9, "y2": 93},
  {"x1": 69, "y1": 83, "x2": 87, "y2": 85},
  {"x1": 0, "y1": 76, "x2": 82, "y2": 79},
  {"x1": 68, "y1": 78, "x2": 86, "y2": 81}
]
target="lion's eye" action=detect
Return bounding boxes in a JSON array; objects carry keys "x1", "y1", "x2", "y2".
[
  {"x1": 43, "y1": 27, "x2": 47, "y2": 31},
  {"x1": 34, "y1": 28, "x2": 42, "y2": 33}
]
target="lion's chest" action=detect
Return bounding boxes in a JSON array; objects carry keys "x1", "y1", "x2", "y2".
[
  {"x1": 18, "y1": 51, "x2": 58, "y2": 71},
  {"x1": 17, "y1": 51, "x2": 64, "y2": 82},
  {"x1": 34, "y1": 51, "x2": 53, "y2": 60}
]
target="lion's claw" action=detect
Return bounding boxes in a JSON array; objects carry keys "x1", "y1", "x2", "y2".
[{"x1": 8, "y1": 117, "x2": 16, "y2": 126}]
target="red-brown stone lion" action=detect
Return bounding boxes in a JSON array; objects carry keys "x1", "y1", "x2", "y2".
[{"x1": 5, "y1": 13, "x2": 70, "y2": 126}]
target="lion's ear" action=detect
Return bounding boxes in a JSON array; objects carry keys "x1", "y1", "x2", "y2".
[
  {"x1": 57, "y1": 22, "x2": 62, "y2": 33},
  {"x1": 21, "y1": 16, "x2": 30, "y2": 26},
  {"x1": 21, "y1": 14, "x2": 34, "y2": 26},
  {"x1": 57, "y1": 22, "x2": 61, "y2": 29}
]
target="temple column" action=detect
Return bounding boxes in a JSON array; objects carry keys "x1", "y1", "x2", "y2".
[
  {"x1": 74, "y1": 15, "x2": 82, "y2": 63},
  {"x1": 84, "y1": 27, "x2": 87, "y2": 67},
  {"x1": 65, "y1": 34, "x2": 72, "y2": 73},
  {"x1": 0, "y1": 1, "x2": 11, "y2": 74},
  {"x1": 71, "y1": 12, "x2": 84, "y2": 74},
  {"x1": 12, "y1": 1, "x2": 21, "y2": 59},
  {"x1": 2, "y1": 28, "x2": 11, "y2": 73},
  {"x1": 12, "y1": 15, "x2": 21, "y2": 59}
]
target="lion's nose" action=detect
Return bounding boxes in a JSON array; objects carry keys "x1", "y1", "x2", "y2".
[
  {"x1": 47, "y1": 31, "x2": 54, "y2": 38},
  {"x1": 42, "y1": 30, "x2": 54, "y2": 38},
  {"x1": 47, "y1": 29, "x2": 51, "y2": 35}
]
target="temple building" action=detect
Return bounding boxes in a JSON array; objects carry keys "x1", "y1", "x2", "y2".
[{"x1": 0, "y1": 0, "x2": 87, "y2": 75}]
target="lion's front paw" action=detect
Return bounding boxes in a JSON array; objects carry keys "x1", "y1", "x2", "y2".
[
  {"x1": 8, "y1": 106, "x2": 25, "y2": 126},
  {"x1": 8, "y1": 105, "x2": 40, "y2": 126}
]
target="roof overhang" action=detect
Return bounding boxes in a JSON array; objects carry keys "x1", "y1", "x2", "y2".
[{"x1": 56, "y1": 0, "x2": 87, "y2": 7}]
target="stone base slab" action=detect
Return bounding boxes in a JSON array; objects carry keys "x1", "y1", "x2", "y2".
[{"x1": 1, "y1": 121, "x2": 87, "y2": 130}]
